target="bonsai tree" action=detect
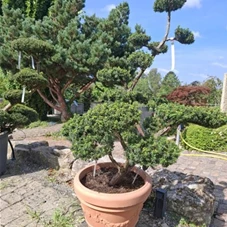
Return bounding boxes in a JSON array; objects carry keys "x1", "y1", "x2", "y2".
[
  {"x1": 62, "y1": 101, "x2": 181, "y2": 185},
  {"x1": 0, "y1": 104, "x2": 39, "y2": 133},
  {"x1": 0, "y1": 0, "x2": 194, "y2": 121}
]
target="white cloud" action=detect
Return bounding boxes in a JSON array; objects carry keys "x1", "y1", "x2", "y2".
[
  {"x1": 189, "y1": 73, "x2": 208, "y2": 79},
  {"x1": 158, "y1": 68, "x2": 179, "y2": 74},
  {"x1": 102, "y1": 4, "x2": 116, "y2": 12},
  {"x1": 184, "y1": 0, "x2": 202, "y2": 8},
  {"x1": 212, "y1": 62, "x2": 227, "y2": 69},
  {"x1": 192, "y1": 31, "x2": 201, "y2": 38},
  {"x1": 144, "y1": 67, "x2": 151, "y2": 75},
  {"x1": 158, "y1": 68, "x2": 170, "y2": 73}
]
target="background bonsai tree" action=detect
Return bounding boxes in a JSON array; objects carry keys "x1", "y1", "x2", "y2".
[
  {"x1": 62, "y1": 101, "x2": 181, "y2": 185},
  {"x1": 0, "y1": 0, "x2": 194, "y2": 121},
  {"x1": 0, "y1": 104, "x2": 39, "y2": 133}
]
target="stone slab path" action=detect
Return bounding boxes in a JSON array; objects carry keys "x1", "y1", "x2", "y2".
[{"x1": 0, "y1": 125, "x2": 227, "y2": 226}]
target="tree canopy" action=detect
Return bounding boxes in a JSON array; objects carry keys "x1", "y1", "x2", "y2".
[{"x1": 0, "y1": 0, "x2": 194, "y2": 121}]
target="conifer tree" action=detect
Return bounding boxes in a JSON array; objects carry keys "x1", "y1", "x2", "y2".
[{"x1": 0, "y1": 0, "x2": 194, "y2": 121}]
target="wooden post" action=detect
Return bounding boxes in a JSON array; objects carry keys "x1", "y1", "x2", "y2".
[{"x1": 220, "y1": 73, "x2": 227, "y2": 113}]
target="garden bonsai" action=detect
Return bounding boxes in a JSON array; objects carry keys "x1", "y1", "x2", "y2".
[
  {"x1": 62, "y1": 101, "x2": 181, "y2": 187},
  {"x1": 0, "y1": 104, "x2": 39, "y2": 133}
]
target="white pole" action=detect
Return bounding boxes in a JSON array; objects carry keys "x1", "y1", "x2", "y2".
[
  {"x1": 176, "y1": 125, "x2": 180, "y2": 146},
  {"x1": 220, "y1": 73, "x2": 227, "y2": 113},
  {"x1": 21, "y1": 86, "x2": 26, "y2": 103},
  {"x1": 18, "y1": 51, "x2": 21, "y2": 69},
  {"x1": 171, "y1": 41, "x2": 175, "y2": 71}
]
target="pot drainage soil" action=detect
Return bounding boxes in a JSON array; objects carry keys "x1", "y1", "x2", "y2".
[{"x1": 81, "y1": 167, "x2": 144, "y2": 193}]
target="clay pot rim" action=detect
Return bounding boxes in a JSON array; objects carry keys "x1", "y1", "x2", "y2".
[{"x1": 74, "y1": 162, "x2": 152, "y2": 207}]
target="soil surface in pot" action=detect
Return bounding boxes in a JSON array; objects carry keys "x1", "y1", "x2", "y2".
[{"x1": 81, "y1": 167, "x2": 145, "y2": 193}]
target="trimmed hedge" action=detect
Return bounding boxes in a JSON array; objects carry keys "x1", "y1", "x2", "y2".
[{"x1": 183, "y1": 124, "x2": 227, "y2": 152}]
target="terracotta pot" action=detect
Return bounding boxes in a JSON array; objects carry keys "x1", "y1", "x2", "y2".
[{"x1": 74, "y1": 162, "x2": 152, "y2": 227}]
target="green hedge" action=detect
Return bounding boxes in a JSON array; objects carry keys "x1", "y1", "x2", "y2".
[{"x1": 183, "y1": 124, "x2": 227, "y2": 152}]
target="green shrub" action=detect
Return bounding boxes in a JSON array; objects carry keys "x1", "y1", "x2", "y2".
[
  {"x1": 4, "y1": 89, "x2": 30, "y2": 105},
  {"x1": 28, "y1": 121, "x2": 49, "y2": 128},
  {"x1": 62, "y1": 101, "x2": 181, "y2": 170},
  {"x1": 0, "y1": 110, "x2": 11, "y2": 131},
  {"x1": 0, "y1": 98, "x2": 9, "y2": 109},
  {"x1": 183, "y1": 124, "x2": 227, "y2": 152},
  {"x1": 144, "y1": 103, "x2": 227, "y2": 134},
  {"x1": 8, "y1": 104, "x2": 39, "y2": 127},
  {"x1": 128, "y1": 136, "x2": 180, "y2": 167}
]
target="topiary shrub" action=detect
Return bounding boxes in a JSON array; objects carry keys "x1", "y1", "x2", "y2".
[
  {"x1": 0, "y1": 110, "x2": 11, "y2": 132},
  {"x1": 8, "y1": 104, "x2": 39, "y2": 127},
  {"x1": 144, "y1": 103, "x2": 227, "y2": 135},
  {"x1": 183, "y1": 124, "x2": 227, "y2": 152},
  {"x1": 4, "y1": 89, "x2": 23, "y2": 105},
  {"x1": 188, "y1": 106, "x2": 227, "y2": 128},
  {"x1": 62, "y1": 101, "x2": 181, "y2": 185}
]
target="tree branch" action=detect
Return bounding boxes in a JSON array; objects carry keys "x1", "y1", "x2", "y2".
[
  {"x1": 49, "y1": 88, "x2": 59, "y2": 104},
  {"x1": 157, "y1": 11, "x2": 171, "y2": 49},
  {"x1": 135, "y1": 123, "x2": 145, "y2": 137},
  {"x1": 68, "y1": 77, "x2": 96, "y2": 104},
  {"x1": 108, "y1": 153, "x2": 121, "y2": 171},
  {"x1": 128, "y1": 69, "x2": 145, "y2": 91},
  {"x1": 154, "y1": 126, "x2": 171, "y2": 138},
  {"x1": 37, "y1": 89, "x2": 60, "y2": 111},
  {"x1": 61, "y1": 78, "x2": 74, "y2": 94}
]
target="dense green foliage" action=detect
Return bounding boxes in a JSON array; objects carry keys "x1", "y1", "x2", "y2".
[
  {"x1": 0, "y1": 70, "x2": 9, "y2": 96},
  {"x1": 144, "y1": 103, "x2": 227, "y2": 134},
  {"x1": 0, "y1": 109, "x2": 10, "y2": 130},
  {"x1": 0, "y1": 104, "x2": 38, "y2": 131},
  {"x1": 62, "y1": 102, "x2": 181, "y2": 169},
  {"x1": 4, "y1": 89, "x2": 24, "y2": 104},
  {"x1": 8, "y1": 104, "x2": 39, "y2": 126},
  {"x1": 93, "y1": 88, "x2": 148, "y2": 104},
  {"x1": 154, "y1": 0, "x2": 186, "y2": 12},
  {"x1": 159, "y1": 71, "x2": 181, "y2": 96},
  {"x1": 183, "y1": 124, "x2": 227, "y2": 152},
  {"x1": 0, "y1": 0, "x2": 53, "y2": 19},
  {"x1": 202, "y1": 76, "x2": 222, "y2": 106},
  {"x1": 0, "y1": 0, "x2": 194, "y2": 121}
]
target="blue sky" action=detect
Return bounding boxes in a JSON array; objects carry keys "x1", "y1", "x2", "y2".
[{"x1": 84, "y1": 0, "x2": 227, "y2": 84}]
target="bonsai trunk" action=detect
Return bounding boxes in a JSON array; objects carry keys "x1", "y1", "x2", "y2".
[
  {"x1": 108, "y1": 131, "x2": 130, "y2": 186},
  {"x1": 60, "y1": 108, "x2": 72, "y2": 122}
]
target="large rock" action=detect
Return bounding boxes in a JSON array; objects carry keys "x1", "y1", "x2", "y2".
[
  {"x1": 14, "y1": 141, "x2": 60, "y2": 169},
  {"x1": 150, "y1": 169, "x2": 215, "y2": 226},
  {"x1": 54, "y1": 148, "x2": 75, "y2": 170},
  {"x1": 14, "y1": 141, "x2": 87, "y2": 176}
]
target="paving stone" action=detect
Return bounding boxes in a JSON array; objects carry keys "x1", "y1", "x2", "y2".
[
  {"x1": 0, "y1": 202, "x2": 27, "y2": 225},
  {"x1": 1, "y1": 192, "x2": 23, "y2": 205},
  {"x1": 1, "y1": 130, "x2": 227, "y2": 227},
  {"x1": 5, "y1": 213, "x2": 34, "y2": 227},
  {"x1": 0, "y1": 197, "x2": 10, "y2": 210}
]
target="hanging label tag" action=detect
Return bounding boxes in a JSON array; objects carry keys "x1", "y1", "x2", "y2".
[
  {"x1": 31, "y1": 56, "x2": 35, "y2": 69},
  {"x1": 21, "y1": 86, "x2": 26, "y2": 103},
  {"x1": 18, "y1": 51, "x2": 21, "y2": 69}
]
